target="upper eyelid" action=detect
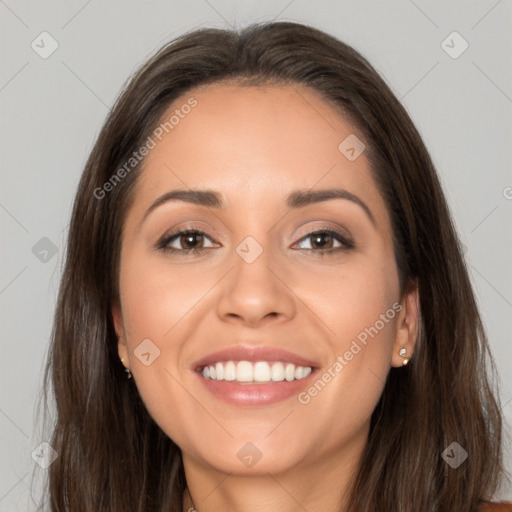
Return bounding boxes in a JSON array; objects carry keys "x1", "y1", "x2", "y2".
[
  {"x1": 165, "y1": 218, "x2": 351, "y2": 236},
  {"x1": 294, "y1": 223, "x2": 352, "y2": 240}
]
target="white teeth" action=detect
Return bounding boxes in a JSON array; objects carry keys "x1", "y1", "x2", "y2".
[
  {"x1": 215, "y1": 362, "x2": 224, "y2": 380},
  {"x1": 200, "y1": 360, "x2": 313, "y2": 383},
  {"x1": 270, "y1": 362, "x2": 284, "y2": 382},
  {"x1": 224, "y1": 361, "x2": 236, "y2": 381},
  {"x1": 253, "y1": 361, "x2": 271, "y2": 382},
  {"x1": 284, "y1": 363, "x2": 295, "y2": 382},
  {"x1": 236, "y1": 361, "x2": 253, "y2": 382}
]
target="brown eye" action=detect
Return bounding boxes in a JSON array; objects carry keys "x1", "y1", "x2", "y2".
[
  {"x1": 158, "y1": 229, "x2": 216, "y2": 254},
  {"x1": 294, "y1": 229, "x2": 355, "y2": 255},
  {"x1": 179, "y1": 232, "x2": 204, "y2": 249},
  {"x1": 309, "y1": 232, "x2": 336, "y2": 249}
]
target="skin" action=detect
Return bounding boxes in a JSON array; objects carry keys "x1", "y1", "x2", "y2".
[{"x1": 112, "y1": 83, "x2": 419, "y2": 512}]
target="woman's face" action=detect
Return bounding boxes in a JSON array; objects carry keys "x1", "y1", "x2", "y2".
[{"x1": 113, "y1": 83, "x2": 418, "y2": 478}]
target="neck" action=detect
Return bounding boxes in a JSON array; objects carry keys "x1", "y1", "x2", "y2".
[{"x1": 181, "y1": 428, "x2": 367, "y2": 512}]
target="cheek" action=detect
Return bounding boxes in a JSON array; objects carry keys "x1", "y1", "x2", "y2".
[
  {"x1": 117, "y1": 256, "x2": 209, "y2": 445},
  {"x1": 306, "y1": 245, "x2": 399, "y2": 350},
  {"x1": 119, "y1": 253, "x2": 212, "y2": 346},
  {"x1": 294, "y1": 248, "x2": 399, "y2": 422}
]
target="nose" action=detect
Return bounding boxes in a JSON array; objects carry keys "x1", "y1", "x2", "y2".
[{"x1": 215, "y1": 243, "x2": 297, "y2": 328}]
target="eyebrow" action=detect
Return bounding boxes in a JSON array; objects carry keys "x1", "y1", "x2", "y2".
[{"x1": 141, "y1": 188, "x2": 376, "y2": 226}]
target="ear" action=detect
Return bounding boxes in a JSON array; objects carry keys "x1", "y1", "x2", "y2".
[
  {"x1": 112, "y1": 301, "x2": 129, "y2": 363},
  {"x1": 390, "y1": 279, "x2": 420, "y2": 367}
]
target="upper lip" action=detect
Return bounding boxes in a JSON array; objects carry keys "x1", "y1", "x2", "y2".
[{"x1": 192, "y1": 344, "x2": 319, "y2": 370}]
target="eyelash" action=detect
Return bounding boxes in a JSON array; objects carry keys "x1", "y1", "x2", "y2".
[{"x1": 157, "y1": 227, "x2": 355, "y2": 257}]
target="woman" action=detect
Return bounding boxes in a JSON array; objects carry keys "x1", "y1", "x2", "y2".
[{"x1": 39, "y1": 21, "x2": 511, "y2": 511}]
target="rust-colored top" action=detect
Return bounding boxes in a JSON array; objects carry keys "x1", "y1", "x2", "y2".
[{"x1": 480, "y1": 503, "x2": 512, "y2": 511}]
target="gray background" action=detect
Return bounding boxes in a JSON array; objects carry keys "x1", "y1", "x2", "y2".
[{"x1": 1, "y1": 0, "x2": 511, "y2": 509}]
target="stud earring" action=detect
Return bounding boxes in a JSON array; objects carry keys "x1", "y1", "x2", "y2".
[
  {"x1": 399, "y1": 347, "x2": 410, "y2": 366},
  {"x1": 120, "y1": 358, "x2": 133, "y2": 379}
]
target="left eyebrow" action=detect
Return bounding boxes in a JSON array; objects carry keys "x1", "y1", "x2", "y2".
[
  {"x1": 140, "y1": 187, "x2": 375, "y2": 227},
  {"x1": 286, "y1": 188, "x2": 376, "y2": 226}
]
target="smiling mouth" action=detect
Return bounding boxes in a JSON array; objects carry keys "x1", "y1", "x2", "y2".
[
  {"x1": 192, "y1": 345, "x2": 319, "y2": 405},
  {"x1": 198, "y1": 360, "x2": 313, "y2": 384}
]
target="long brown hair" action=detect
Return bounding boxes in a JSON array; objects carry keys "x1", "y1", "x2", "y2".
[{"x1": 38, "y1": 21, "x2": 508, "y2": 511}]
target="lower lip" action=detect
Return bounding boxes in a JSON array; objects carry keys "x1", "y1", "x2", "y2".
[{"x1": 196, "y1": 371, "x2": 316, "y2": 406}]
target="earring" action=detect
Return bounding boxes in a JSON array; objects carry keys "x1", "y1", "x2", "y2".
[
  {"x1": 120, "y1": 358, "x2": 133, "y2": 379},
  {"x1": 399, "y1": 347, "x2": 410, "y2": 366}
]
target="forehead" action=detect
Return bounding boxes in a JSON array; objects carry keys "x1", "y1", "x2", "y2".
[{"x1": 129, "y1": 83, "x2": 386, "y2": 220}]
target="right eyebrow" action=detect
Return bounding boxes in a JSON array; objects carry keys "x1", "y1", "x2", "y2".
[{"x1": 142, "y1": 189, "x2": 223, "y2": 224}]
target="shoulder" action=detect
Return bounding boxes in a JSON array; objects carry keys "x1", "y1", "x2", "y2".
[{"x1": 479, "y1": 502, "x2": 512, "y2": 511}]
